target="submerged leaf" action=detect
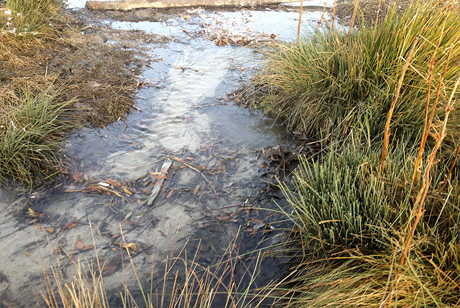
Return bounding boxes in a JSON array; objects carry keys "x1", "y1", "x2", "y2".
[{"x1": 123, "y1": 243, "x2": 138, "y2": 252}]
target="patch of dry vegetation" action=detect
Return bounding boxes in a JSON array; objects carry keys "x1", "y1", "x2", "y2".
[{"x1": 0, "y1": 1, "x2": 146, "y2": 185}]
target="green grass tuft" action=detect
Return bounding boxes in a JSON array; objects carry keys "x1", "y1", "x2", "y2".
[
  {"x1": 254, "y1": 0, "x2": 460, "y2": 146},
  {"x1": 0, "y1": 84, "x2": 76, "y2": 186},
  {"x1": 275, "y1": 142, "x2": 460, "y2": 307},
  {"x1": 3, "y1": 0, "x2": 60, "y2": 37}
]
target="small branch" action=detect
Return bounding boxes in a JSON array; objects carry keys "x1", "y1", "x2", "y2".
[{"x1": 170, "y1": 156, "x2": 218, "y2": 196}]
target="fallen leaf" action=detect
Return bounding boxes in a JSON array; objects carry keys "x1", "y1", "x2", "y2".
[
  {"x1": 111, "y1": 233, "x2": 120, "y2": 239},
  {"x1": 166, "y1": 189, "x2": 175, "y2": 199},
  {"x1": 36, "y1": 223, "x2": 42, "y2": 230},
  {"x1": 83, "y1": 244, "x2": 94, "y2": 250},
  {"x1": 193, "y1": 184, "x2": 200, "y2": 195},
  {"x1": 123, "y1": 243, "x2": 138, "y2": 252},
  {"x1": 46, "y1": 227, "x2": 54, "y2": 234},
  {"x1": 63, "y1": 221, "x2": 78, "y2": 230},
  {"x1": 156, "y1": 174, "x2": 169, "y2": 180},
  {"x1": 106, "y1": 179, "x2": 120, "y2": 186},
  {"x1": 23, "y1": 251, "x2": 30, "y2": 256},
  {"x1": 75, "y1": 238, "x2": 84, "y2": 250},
  {"x1": 28, "y1": 208, "x2": 44, "y2": 219},
  {"x1": 121, "y1": 186, "x2": 132, "y2": 195},
  {"x1": 171, "y1": 156, "x2": 184, "y2": 163},
  {"x1": 138, "y1": 242, "x2": 150, "y2": 252},
  {"x1": 101, "y1": 265, "x2": 117, "y2": 276}
]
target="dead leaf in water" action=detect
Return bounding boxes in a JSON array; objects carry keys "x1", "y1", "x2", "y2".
[
  {"x1": 75, "y1": 238, "x2": 84, "y2": 250},
  {"x1": 193, "y1": 184, "x2": 200, "y2": 195},
  {"x1": 83, "y1": 244, "x2": 94, "y2": 251},
  {"x1": 46, "y1": 227, "x2": 54, "y2": 234},
  {"x1": 28, "y1": 208, "x2": 44, "y2": 219},
  {"x1": 63, "y1": 221, "x2": 78, "y2": 230},
  {"x1": 106, "y1": 179, "x2": 120, "y2": 186},
  {"x1": 156, "y1": 174, "x2": 169, "y2": 180},
  {"x1": 121, "y1": 186, "x2": 132, "y2": 195},
  {"x1": 166, "y1": 189, "x2": 175, "y2": 199},
  {"x1": 123, "y1": 243, "x2": 138, "y2": 252},
  {"x1": 101, "y1": 265, "x2": 117, "y2": 276}
]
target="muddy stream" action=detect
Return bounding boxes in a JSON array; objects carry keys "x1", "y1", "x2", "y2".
[{"x1": 0, "y1": 2, "x2": 330, "y2": 306}]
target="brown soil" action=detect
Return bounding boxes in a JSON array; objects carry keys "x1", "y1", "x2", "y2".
[
  {"x1": 335, "y1": 0, "x2": 414, "y2": 25},
  {"x1": 0, "y1": 5, "x2": 170, "y2": 128}
]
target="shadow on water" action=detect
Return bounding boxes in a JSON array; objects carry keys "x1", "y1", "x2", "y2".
[{"x1": 0, "y1": 2, "x2": 327, "y2": 306}]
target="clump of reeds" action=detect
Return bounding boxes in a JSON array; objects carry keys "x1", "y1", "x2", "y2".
[
  {"x1": 0, "y1": 84, "x2": 76, "y2": 186},
  {"x1": 279, "y1": 142, "x2": 413, "y2": 254},
  {"x1": 254, "y1": 0, "x2": 460, "y2": 147},
  {"x1": 275, "y1": 135, "x2": 460, "y2": 304},
  {"x1": 275, "y1": 118, "x2": 460, "y2": 307},
  {"x1": 268, "y1": 1, "x2": 460, "y2": 304}
]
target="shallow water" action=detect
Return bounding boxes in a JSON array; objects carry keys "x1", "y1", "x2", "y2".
[{"x1": 0, "y1": 3, "x2": 327, "y2": 306}]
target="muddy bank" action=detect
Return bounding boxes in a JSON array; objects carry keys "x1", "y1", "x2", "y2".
[
  {"x1": 86, "y1": 0, "x2": 296, "y2": 10},
  {"x1": 335, "y1": 0, "x2": 415, "y2": 24},
  {"x1": 0, "y1": 7, "x2": 168, "y2": 130}
]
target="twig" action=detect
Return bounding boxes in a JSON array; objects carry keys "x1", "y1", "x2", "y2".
[{"x1": 170, "y1": 156, "x2": 218, "y2": 196}]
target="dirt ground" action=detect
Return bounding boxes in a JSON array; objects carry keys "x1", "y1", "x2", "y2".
[{"x1": 335, "y1": 0, "x2": 420, "y2": 24}]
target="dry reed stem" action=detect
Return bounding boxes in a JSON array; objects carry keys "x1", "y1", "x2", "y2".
[
  {"x1": 331, "y1": 0, "x2": 337, "y2": 30},
  {"x1": 412, "y1": 40, "x2": 452, "y2": 186},
  {"x1": 297, "y1": 0, "x2": 303, "y2": 43},
  {"x1": 439, "y1": 142, "x2": 460, "y2": 192},
  {"x1": 395, "y1": 76, "x2": 460, "y2": 293},
  {"x1": 345, "y1": 0, "x2": 360, "y2": 45},
  {"x1": 380, "y1": 37, "x2": 419, "y2": 168},
  {"x1": 411, "y1": 41, "x2": 440, "y2": 186}
]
